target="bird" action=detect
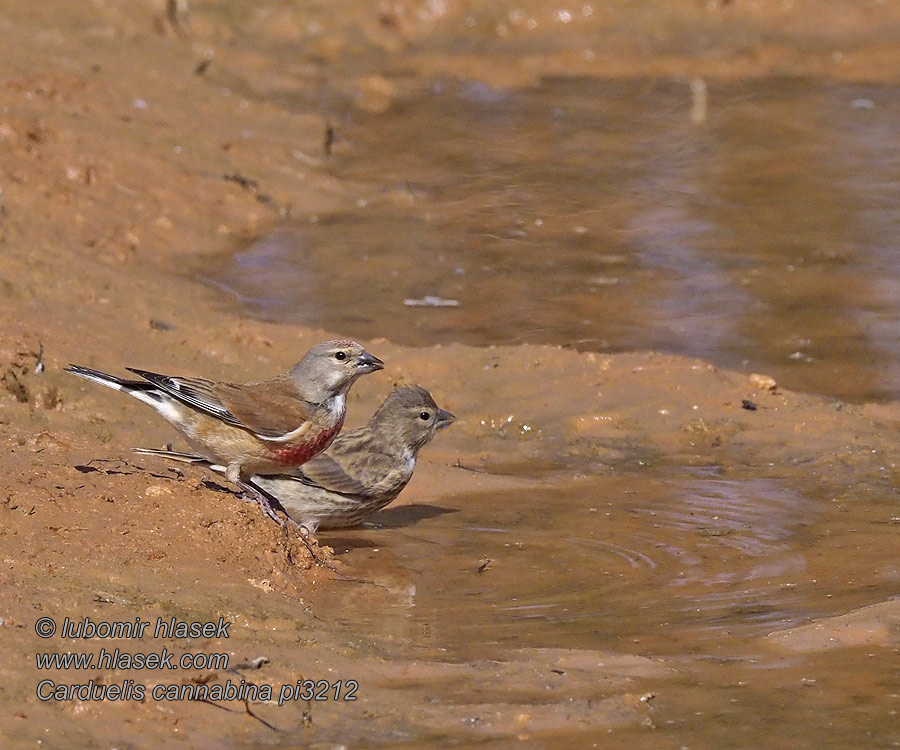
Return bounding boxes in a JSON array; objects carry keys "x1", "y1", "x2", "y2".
[
  {"x1": 134, "y1": 384, "x2": 456, "y2": 531},
  {"x1": 65, "y1": 340, "x2": 385, "y2": 489}
]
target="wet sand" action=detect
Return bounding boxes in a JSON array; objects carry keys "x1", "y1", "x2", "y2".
[{"x1": 2, "y1": 1, "x2": 900, "y2": 747}]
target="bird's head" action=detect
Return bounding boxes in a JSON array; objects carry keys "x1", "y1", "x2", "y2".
[
  {"x1": 370, "y1": 384, "x2": 456, "y2": 453},
  {"x1": 291, "y1": 340, "x2": 384, "y2": 399}
]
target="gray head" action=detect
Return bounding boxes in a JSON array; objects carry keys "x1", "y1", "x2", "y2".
[
  {"x1": 369, "y1": 384, "x2": 456, "y2": 453},
  {"x1": 290, "y1": 340, "x2": 384, "y2": 400}
]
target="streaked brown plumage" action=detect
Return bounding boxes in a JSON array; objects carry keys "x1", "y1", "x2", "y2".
[
  {"x1": 65, "y1": 340, "x2": 384, "y2": 485},
  {"x1": 135, "y1": 384, "x2": 455, "y2": 531}
]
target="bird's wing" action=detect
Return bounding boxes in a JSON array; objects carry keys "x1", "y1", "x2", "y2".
[
  {"x1": 213, "y1": 376, "x2": 318, "y2": 439},
  {"x1": 126, "y1": 369, "x2": 246, "y2": 429},
  {"x1": 289, "y1": 451, "x2": 371, "y2": 497}
]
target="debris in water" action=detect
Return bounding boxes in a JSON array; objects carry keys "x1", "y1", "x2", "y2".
[
  {"x1": 476, "y1": 557, "x2": 494, "y2": 574},
  {"x1": 403, "y1": 296, "x2": 459, "y2": 307}
]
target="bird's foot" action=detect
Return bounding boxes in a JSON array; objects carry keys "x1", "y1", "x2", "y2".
[{"x1": 294, "y1": 523, "x2": 336, "y2": 570}]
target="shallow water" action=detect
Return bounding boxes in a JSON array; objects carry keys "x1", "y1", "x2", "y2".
[
  {"x1": 203, "y1": 76, "x2": 900, "y2": 402},
  {"x1": 318, "y1": 477, "x2": 812, "y2": 651},
  {"x1": 308, "y1": 472, "x2": 900, "y2": 746},
  {"x1": 322, "y1": 476, "x2": 896, "y2": 658}
]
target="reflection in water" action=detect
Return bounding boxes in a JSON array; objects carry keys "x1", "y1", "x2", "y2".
[{"x1": 202, "y1": 78, "x2": 900, "y2": 401}]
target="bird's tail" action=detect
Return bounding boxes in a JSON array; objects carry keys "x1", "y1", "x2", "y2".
[
  {"x1": 66, "y1": 363, "x2": 188, "y2": 422},
  {"x1": 131, "y1": 447, "x2": 215, "y2": 466},
  {"x1": 65, "y1": 364, "x2": 150, "y2": 392}
]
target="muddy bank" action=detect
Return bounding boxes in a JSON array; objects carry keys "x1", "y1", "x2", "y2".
[{"x1": 2, "y1": 1, "x2": 900, "y2": 747}]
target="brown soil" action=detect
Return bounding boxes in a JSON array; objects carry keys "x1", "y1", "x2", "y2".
[{"x1": 2, "y1": 1, "x2": 899, "y2": 747}]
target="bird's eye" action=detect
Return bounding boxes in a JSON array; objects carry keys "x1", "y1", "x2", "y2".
[
  {"x1": 419, "y1": 411, "x2": 431, "y2": 421},
  {"x1": 334, "y1": 351, "x2": 347, "y2": 361}
]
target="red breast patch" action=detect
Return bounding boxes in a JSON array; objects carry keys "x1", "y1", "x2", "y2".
[{"x1": 270, "y1": 420, "x2": 343, "y2": 466}]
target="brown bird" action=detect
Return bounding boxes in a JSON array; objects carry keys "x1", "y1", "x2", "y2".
[
  {"x1": 134, "y1": 384, "x2": 456, "y2": 531},
  {"x1": 65, "y1": 340, "x2": 384, "y2": 487}
]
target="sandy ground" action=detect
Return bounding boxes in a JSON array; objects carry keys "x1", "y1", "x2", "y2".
[{"x1": 3, "y1": 1, "x2": 900, "y2": 747}]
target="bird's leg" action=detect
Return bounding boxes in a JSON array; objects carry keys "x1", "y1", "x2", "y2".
[
  {"x1": 235, "y1": 479, "x2": 291, "y2": 528},
  {"x1": 295, "y1": 523, "x2": 331, "y2": 568},
  {"x1": 235, "y1": 480, "x2": 335, "y2": 570},
  {"x1": 228, "y1": 463, "x2": 290, "y2": 528},
  {"x1": 281, "y1": 518, "x2": 333, "y2": 570}
]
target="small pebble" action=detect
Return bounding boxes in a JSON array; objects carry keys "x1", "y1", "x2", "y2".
[{"x1": 749, "y1": 373, "x2": 777, "y2": 390}]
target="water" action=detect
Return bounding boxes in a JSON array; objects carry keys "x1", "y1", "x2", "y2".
[
  {"x1": 202, "y1": 76, "x2": 900, "y2": 402},
  {"x1": 196, "y1": 73, "x2": 900, "y2": 746},
  {"x1": 312, "y1": 474, "x2": 898, "y2": 650},
  {"x1": 307, "y1": 473, "x2": 900, "y2": 746}
]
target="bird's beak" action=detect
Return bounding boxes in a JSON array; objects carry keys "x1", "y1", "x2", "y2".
[
  {"x1": 435, "y1": 408, "x2": 456, "y2": 429},
  {"x1": 356, "y1": 351, "x2": 385, "y2": 373}
]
